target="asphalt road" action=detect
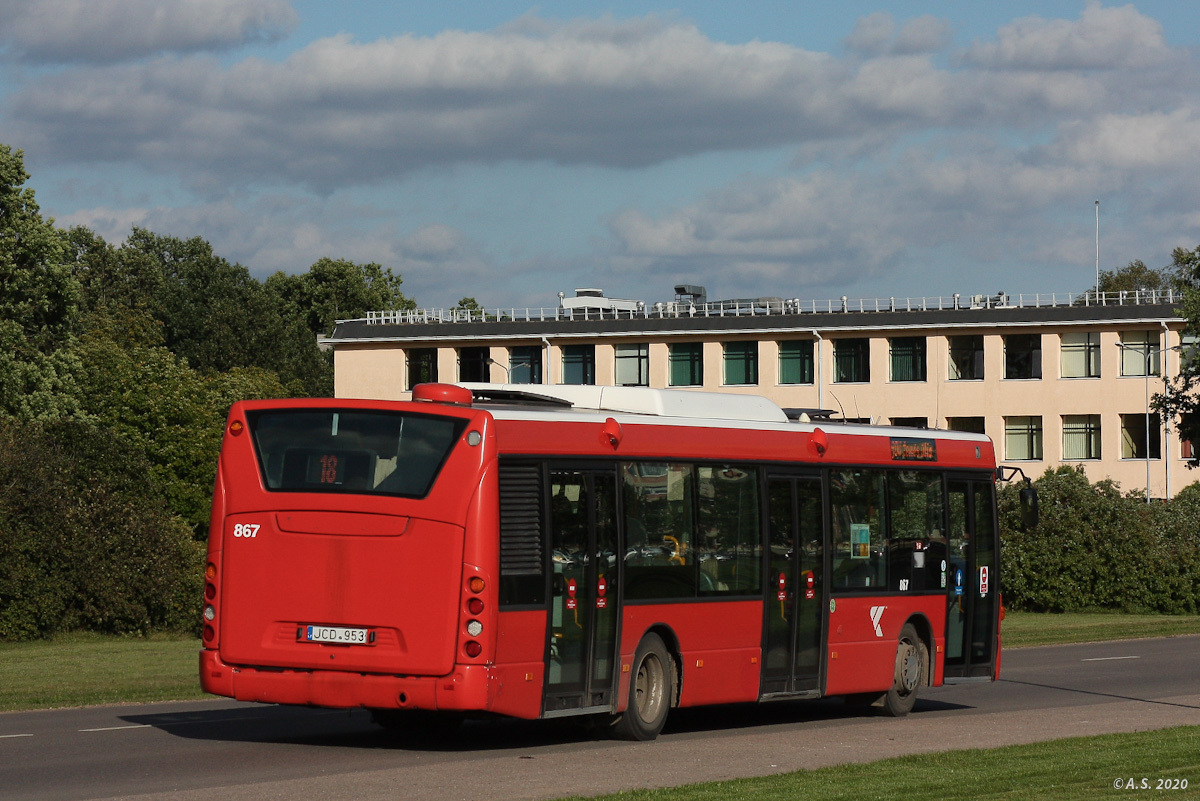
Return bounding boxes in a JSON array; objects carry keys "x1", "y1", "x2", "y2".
[{"x1": 2, "y1": 636, "x2": 1198, "y2": 801}]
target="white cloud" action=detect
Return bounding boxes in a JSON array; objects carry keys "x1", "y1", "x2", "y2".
[
  {"x1": 845, "y1": 12, "x2": 951, "y2": 56},
  {"x1": 9, "y1": 5, "x2": 1200, "y2": 307},
  {"x1": 1054, "y1": 108, "x2": 1200, "y2": 170},
  {"x1": 962, "y1": 1, "x2": 1172, "y2": 71},
  {"x1": 7, "y1": 17, "x2": 846, "y2": 190},
  {"x1": 0, "y1": 0, "x2": 296, "y2": 64},
  {"x1": 9, "y1": 5, "x2": 1188, "y2": 199},
  {"x1": 606, "y1": 102, "x2": 1200, "y2": 300}
]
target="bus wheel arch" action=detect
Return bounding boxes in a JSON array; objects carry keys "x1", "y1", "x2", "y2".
[{"x1": 611, "y1": 629, "x2": 676, "y2": 741}]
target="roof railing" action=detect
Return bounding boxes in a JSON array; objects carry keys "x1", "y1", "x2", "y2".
[{"x1": 352, "y1": 288, "x2": 1181, "y2": 326}]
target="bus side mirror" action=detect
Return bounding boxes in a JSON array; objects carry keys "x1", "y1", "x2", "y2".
[{"x1": 1019, "y1": 486, "x2": 1039, "y2": 531}]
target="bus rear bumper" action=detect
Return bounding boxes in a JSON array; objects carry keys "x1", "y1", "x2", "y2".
[{"x1": 199, "y1": 649, "x2": 493, "y2": 712}]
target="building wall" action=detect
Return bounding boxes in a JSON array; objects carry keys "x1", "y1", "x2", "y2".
[{"x1": 331, "y1": 317, "x2": 1194, "y2": 498}]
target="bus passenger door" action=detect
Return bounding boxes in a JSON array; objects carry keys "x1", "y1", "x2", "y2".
[
  {"x1": 944, "y1": 478, "x2": 999, "y2": 680},
  {"x1": 761, "y1": 474, "x2": 826, "y2": 696},
  {"x1": 544, "y1": 469, "x2": 620, "y2": 714}
]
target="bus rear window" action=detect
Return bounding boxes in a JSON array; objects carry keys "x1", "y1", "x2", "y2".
[{"x1": 246, "y1": 409, "x2": 467, "y2": 498}]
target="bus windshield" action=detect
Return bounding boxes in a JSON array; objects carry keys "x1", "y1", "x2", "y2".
[{"x1": 246, "y1": 409, "x2": 467, "y2": 498}]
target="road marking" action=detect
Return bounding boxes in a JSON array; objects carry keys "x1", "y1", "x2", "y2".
[
  {"x1": 0, "y1": 734, "x2": 33, "y2": 739},
  {"x1": 79, "y1": 724, "x2": 152, "y2": 732},
  {"x1": 1081, "y1": 656, "x2": 1141, "y2": 662}
]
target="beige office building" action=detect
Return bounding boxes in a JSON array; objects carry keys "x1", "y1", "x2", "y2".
[{"x1": 328, "y1": 289, "x2": 1196, "y2": 499}]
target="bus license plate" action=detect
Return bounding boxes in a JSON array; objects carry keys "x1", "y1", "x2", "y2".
[{"x1": 302, "y1": 625, "x2": 369, "y2": 645}]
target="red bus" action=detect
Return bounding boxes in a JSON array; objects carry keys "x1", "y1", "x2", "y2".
[{"x1": 200, "y1": 382, "x2": 1005, "y2": 740}]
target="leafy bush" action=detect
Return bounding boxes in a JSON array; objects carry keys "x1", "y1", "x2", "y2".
[
  {"x1": 0, "y1": 419, "x2": 203, "y2": 640},
  {"x1": 999, "y1": 467, "x2": 1200, "y2": 613}
]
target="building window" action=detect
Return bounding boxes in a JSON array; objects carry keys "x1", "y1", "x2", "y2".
[
  {"x1": 1182, "y1": 412, "x2": 1196, "y2": 460},
  {"x1": 723, "y1": 342, "x2": 758, "y2": 386},
  {"x1": 947, "y1": 417, "x2": 985, "y2": 435},
  {"x1": 1004, "y1": 416, "x2": 1043, "y2": 460},
  {"x1": 1121, "y1": 413, "x2": 1161, "y2": 459},
  {"x1": 615, "y1": 344, "x2": 649, "y2": 386},
  {"x1": 562, "y1": 345, "x2": 595, "y2": 385},
  {"x1": 509, "y1": 346, "x2": 542, "y2": 384},
  {"x1": 890, "y1": 417, "x2": 927, "y2": 428},
  {"x1": 833, "y1": 339, "x2": 870, "y2": 383},
  {"x1": 889, "y1": 337, "x2": 926, "y2": 382},
  {"x1": 458, "y1": 347, "x2": 489, "y2": 382},
  {"x1": 1062, "y1": 415, "x2": 1101, "y2": 460},
  {"x1": 1060, "y1": 332, "x2": 1100, "y2": 378},
  {"x1": 778, "y1": 340, "x2": 814, "y2": 385},
  {"x1": 1119, "y1": 331, "x2": 1160, "y2": 376},
  {"x1": 406, "y1": 348, "x2": 437, "y2": 390},
  {"x1": 669, "y1": 343, "x2": 704, "y2": 386},
  {"x1": 1004, "y1": 334, "x2": 1042, "y2": 380},
  {"x1": 948, "y1": 335, "x2": 984, "y2": 380}
]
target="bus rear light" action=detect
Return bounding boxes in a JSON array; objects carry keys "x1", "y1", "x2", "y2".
[
  {"x1": 466, "y1": 620, "x2": 483, "y2": 637},
  {"x1": 464, "y1": 641, "x2": 483, "y2": 658},
  {"x1": 205, "y1": 583, "x2": 216, "y2": 600},
  {"x1": 205, "y1": 563, "x2": 217, "y2": 581},
  {"x1": 467, "y1": 598, "x2": 484, "y2": 615},
  {"x1": 203, "y1": 605, "x2": 216, "y2": 622},
  {"x1": 468, "y1": 576, "x2": 485, "y2": 594},
  {"x1": 203, "y1": 625, "x2": 215, "y2": 643},
  {"x1": 229, "y1": 420, "x2": 244, "y2": 436}
]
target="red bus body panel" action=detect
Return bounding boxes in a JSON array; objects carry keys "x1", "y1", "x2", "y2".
[
  {"x1": 202, "y1": 391, "x2": 996, "y2": 720},
  {"x1": 203, "y1": 398, "x2": 505, "y2": 710}
]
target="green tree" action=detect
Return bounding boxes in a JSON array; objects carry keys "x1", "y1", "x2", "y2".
[
  {"x1": 1092, "y1": 259, "x2": 1175, "y2": 295},
  {"x1": 1153, "y1": 244, "x2": 1200, "y2": 467},
  {"x1": 266, "y1": 256, "x2": 415, "y2": 338},
  {"x1": 999, "y1": 467, "x2": 1200, "y2": 613},
  {"x1": 67, "y1": 226, "x2": 164, "y2": 328},
  {"x1": 0, "y1": 418, "x2": 203, "y2": 640},
  {"x1": 120, "y1": 229, "x2": 293, "y2": 376},
  {"x1": 0, "y1": 145, "x2": 79, "y2": 353},
  {"x1": 0, "y1": 144, "x2": 86, "y2": 419},
  {"x1": 72, "y1": 325, "x2": 289, "y2": 537}
]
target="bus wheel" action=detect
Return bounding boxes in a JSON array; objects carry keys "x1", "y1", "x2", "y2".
[
  {"x1": 611, "y1": 633, "x2": 673, "y2": 741},
  {"x1": 880, "y1": 623, "x2": 926, "y2": 717}
]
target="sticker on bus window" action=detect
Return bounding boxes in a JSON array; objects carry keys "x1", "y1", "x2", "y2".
[{"x1": 850, "y1": 523, "x2": 871, "y2": 559}]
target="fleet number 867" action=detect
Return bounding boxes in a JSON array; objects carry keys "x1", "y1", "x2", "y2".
[{"x1": 233, "y1": 523, "x2": 261, "y2": 538}]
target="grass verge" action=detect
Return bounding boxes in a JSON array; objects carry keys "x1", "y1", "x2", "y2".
[
  {"x1": 1002, "y1": 611, "x2": 1200, "y2": 648},
  {"x1": 556, "y1": 726, "x2": 1200, "y2": 801},
  {"x1": 1, "y1": 612, "x2": 1198, "y2": 711},
  {"x1": 0, "y1": 632, "x2": 204, "y2": 712}
]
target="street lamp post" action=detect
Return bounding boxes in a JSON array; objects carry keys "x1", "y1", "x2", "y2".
[{"x1": 486, "y1": 358, "x2": 509, "y2": 382}]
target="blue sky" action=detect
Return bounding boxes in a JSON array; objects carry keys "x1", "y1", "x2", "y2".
[{"x1": 2, "y1": 1, "x2": 1199, "y2": 309}]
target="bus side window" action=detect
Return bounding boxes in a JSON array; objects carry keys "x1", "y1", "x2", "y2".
[
  {"x1": 695, "y1": 464, "x2": 760, "y2": 595},
  {"x1": 623, "y1": 462, "x2": 697, "y2": 600},
  {"x1": 830, "y1": 468, "x2": 885, "y2": 591},
  {"x1": 886, "y1": 470, "x2": 946, "y2": 592}
]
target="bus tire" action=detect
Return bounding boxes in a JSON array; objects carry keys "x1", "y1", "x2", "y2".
[
  {"x1": 880, "y1": 623, "x2": 926, "y2": 717},
  {"x1": 611, "y1": 633, "x2": 673, "y2": 741}
]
